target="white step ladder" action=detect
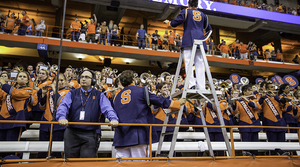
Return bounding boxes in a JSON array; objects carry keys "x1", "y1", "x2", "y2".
[{"x1": 156, "y1": 31, "x2": 232, "y2": 157}]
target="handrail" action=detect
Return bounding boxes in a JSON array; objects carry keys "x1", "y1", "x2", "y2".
[
  {"x1": 0, "y1": 120, "x2": 298, "y2": 129},
  {"x1": 0, "y1": 119, "x2": 300, "y2": 164}
]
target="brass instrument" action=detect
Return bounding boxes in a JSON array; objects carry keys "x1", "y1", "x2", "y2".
[
  {"x1": 231, "y1": 95, "x2": 256, "y2": 101},
  {"x1": 219, "y1": 81, "x2": 229, "y2": 91},
  {"x1": 51, "y1": 64, "x2": 58, "y2": 71},
  {"x1": 160, "y1": 72, "x2": 171, "y2": 82},
  {"x1": 113, "y1": 69, "x2": 118, "y2": 74},
  {"x1": 140, "y1": 73, "x2": 150, "y2": 84},
  {"x1": 240, "y1": 77, "x2": 249, "y2": 85},
  {"x1": 134, "y1": 73, "x2": 138, "y2": 78},
  {"x1": 225, "y1": 79, "x2": 232, "y2": 89},
  {"x1": 104, "y1": 87, "x2": 120, "y2": 93},
  {"x1": 18, "y1": 66, "x2": 24, "y2": 72}
]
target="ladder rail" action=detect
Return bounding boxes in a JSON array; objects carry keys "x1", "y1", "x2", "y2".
[
  {"x1": 197, "y1": 40, "x2": 233, "y2": 156},
  {"x1": 168, "y1": 42, "x2": 199, "y2": 157},
  {"x1": 157, "y1": 51, "x2": 184, "y2": 155}
]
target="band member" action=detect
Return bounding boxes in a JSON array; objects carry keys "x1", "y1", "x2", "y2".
[
  {"x1": 113, "y1": 70, "x2": 186, "y2": 158},
  {"x1": 38, "y1": 74, "x2": 69, "y2": 158},
  {"x1": 278, "y1": 84, "x2": 297, "y2": 133},
  {"x1": 259, "y1": 83, "x2": 289, "y2": 155},
  {"x1": 0, "y1": 71, "x2": 38, "y2": 141},
  {"x1": 232, "y1": 85, "x2": 262, "y2": 156},
  {"x1": 31, "y1": 69, "x2": 52, "y2": 121},
  {"x1": 164, "y1": 0, "x2": 212, "y2": 90}
]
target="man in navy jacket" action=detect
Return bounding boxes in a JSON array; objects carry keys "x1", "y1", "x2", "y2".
[{"x1": 57, "y1": 70, "x2": 119, "y2": 158}]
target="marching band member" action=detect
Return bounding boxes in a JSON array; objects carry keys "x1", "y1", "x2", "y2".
[
  {"x1": 64, "y1": 67, "x2": 80, "y2": 90},
  {"x1": 259, "y1": 83, "x2": 289, "y2": 155},
  {"x1": 113, "y1": 70, "x2": 186, "y2": 159},
  {"x1": 232, "y1": 85, "x2": 262, "y2": 156},
  {"x1": 31, "y1": 69, "x2": 52, "y2": 121},
  {"x1": 0, "y1": 71, "x2": 38, "y2": 141},
  {"x1": 204, "y1": 100, "x2": 225, "y2": 156},
  {"x1": 278, "y1": 84, "x2": 297, "y2": 133},
  {"x1": 38, "y1": 73, "x2": 69, "y2": 158}
]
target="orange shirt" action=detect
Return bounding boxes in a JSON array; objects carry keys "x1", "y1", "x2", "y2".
[
  {"x1": 70, "y1": 21, "x2": 81, "y2": 32},
  {"x1": 230, "y1": 0, "x2": 237, "y2": 5},
  {"x1": 232, "y1": 42, "x2": 241, "y2": 50},
  {"x1": 240, "y1": 44, "x2": 248, "y2": 53},
  {"x1": 249, "y1": 2, "x2": 255, "y2": 8},
  {"x1": 5, "y1": 18, "x2": 15, "y2": 30},
  {"x1": 87, "y1": 23, "x2": 96, "y2": 34},
  {"x1": 100, "y1": 25, "x2": 108, "y2": 35},
  {"x1": 276, "y1": 53, "x2": 282, "y2": 59},
  {"x1": 220, "y1": 44, "x2": 230, "y2": 54},
  {"x1": 21, "y1": 15, "x2": 30, "y2": 26},
  {"x1": 168, "y1": 34, "x2": 175, "y2": 45}
]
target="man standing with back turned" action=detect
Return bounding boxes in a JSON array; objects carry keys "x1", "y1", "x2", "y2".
[
  {"x1": 164, "y1": 0, "x2": 212, "y2": 90},
  {"x1": 56, "y1": 70, "x2": 119, "y2": 158}
]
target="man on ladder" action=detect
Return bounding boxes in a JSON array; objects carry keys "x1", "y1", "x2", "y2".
[
  {"x1": 160, "y1": 0, "x2": 232, "y2": 157},
  {"x1": 164, "y1": 0, "x2": 212, "y2": 90}
]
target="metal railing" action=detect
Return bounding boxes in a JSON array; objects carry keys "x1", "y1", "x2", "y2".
[{"x1": 0, "y1": 119, "x2": 300, "y2": 163}]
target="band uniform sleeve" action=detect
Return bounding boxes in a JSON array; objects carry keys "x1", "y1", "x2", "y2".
[
  {"x1": 2, "y1": 84, "x2": 32, "y2": 100},
  {"x1": 56, "y1": 91, "x2": 72, "y2": 121},
  {"x1": 99, "y1": 93, "x2": 119, "y2": 121},
  {"x1": 170, "y1": 9, "x2": 186, "y2": 28}
]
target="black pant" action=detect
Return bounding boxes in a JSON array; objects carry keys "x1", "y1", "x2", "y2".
[
  {"x1": 86, "y1": 34, "x2": 95, "y2": 43},
  {"x1": 64, "y1": 128, "x2": 98, "y2": 158}
]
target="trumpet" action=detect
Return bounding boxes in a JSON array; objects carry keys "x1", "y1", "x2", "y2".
[
  {"x1": 134, "y1": 73, "x2": 138, "y2": 78},
  {"x1": 51, "y1": 65, "x2": 58, "y2": 71},
  {"x1": 160, "y1": 72, "x2": 170, "y2": 82},
  {"x1": 18, "y1": 66, "x2": 24, "y2": 72},
  {"x1": 113, "y1": 69, "x2": 118, "y2": 74},
  {"x1": 104, "y1": 87, "x2": 120, "y2": 93},
  {"x1": 231, "y1": 95, "x2": 256, "y2": 101}
]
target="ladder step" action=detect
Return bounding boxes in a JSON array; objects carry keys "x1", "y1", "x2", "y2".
[
  {"x1": 166, "y1": 110, "x2": 179, "y2": 116},
  {"x1": 171, "y1": 89, "x2": 222, "y2": 99},
  {"x1": 162, "y1": 132, "x2": 174, "y2": 136},
  {"x1": 156, "y1": 153, "x2": 169, "y2": 157}
]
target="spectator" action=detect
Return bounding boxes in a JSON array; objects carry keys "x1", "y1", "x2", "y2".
[
  {"x1": 151, "y1": 30, "x2": 160, "y2": 51},
  {"x1": 168, "y1": 31, "x2": 175, "y2": 52},
  {"x1": 220, "y1": 41, "x2": 230, "y2": 58},
  {"x1": 297, "y1": 6, "x2": 300, "y2": 15},
  {"x1": 86, "y1": 14, "x2": 97, "y2": 43},
  {"x1": 230, "y1": 0, "x2": 237, "y2": 5},
  {"x1": 99, "y1": 21, "x2": 109, "y2": 45},
  {"x1": 277, "y1": 4, "x2": 284, "y2": 13},
  {"x1": 292, "y1": 8, "x2": 297, "y2": 15},
  {"x1": 217, "y1": 39, "x2": 224, "y2": 54},
  {"x1": 208, "y1": 38, "x2": 215, "y2": 55},
  {"x1": 35, "y1": 20, "x2": 45, "y2": 36},
  {"x1": 233, "y1": 46, "x2": 240, "y2": 59},
  {"x1": 231, "y1": 39, "x2": 241, "y2": 53},
  {"x1": 107, "y1": 20, "x2": 114, "y2": 45},
  {"x1": 70, "y1": 18, "x2": 81, "y2": 42},
  {"x1": 292, "y1": 55, "x2": 299, "y2": 64},
  {"x1": 162, "y1": 30, "x2": 168, "y2": 50},
  {"x1": 136, "y1": 24, "x2": 147, "y2": 49},
  {"x1": 271, "y1": 49, "x2": 276, "y2": 61},
  {"x1": 0, "y1": 12, "x2": 4, "y2": 32},
  {"x1": 276, "y1": 49, "x2": 282, "y2": 62},
  {"x1": 110, "y1": 24, "x2": 118, "y2": 46},
  {"x1": 95, "y1": 23, "x2": 101, "y2": 43},
  {"x1": 146, "y1": 34, "x2": 150, "y2": 48},
  {"x1": 250, "y1": 44, "x2": 258, "y2": 61},
  {"x1": 249, "y1": 0, "x2": 255, "y2": 8},
  {"x1": 4, "y1": 13, "x2": 15, "y2": 34},
  {"x1": 18, "y1": 11, "x2": 29, "y2": 35},
  {"x1": 267, "y1": 4, "x2": 273, "y2": 11},
  {"x1": 264, "y1": 49, "x2": 271, "y2": 61},
  {"x1": 26, "y1": 19, "x2": 34, "y2": 35},
  {"x1": 240, "y1": 42, "x2": 248, "y2": 60},
  {"x1": 175, "y1": 33, "x2": 181, "y2": 52}
]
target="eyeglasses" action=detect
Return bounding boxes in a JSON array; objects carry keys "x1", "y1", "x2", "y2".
[{"x1": 80, "y1": 76, "x2": 92, "y2": 79}]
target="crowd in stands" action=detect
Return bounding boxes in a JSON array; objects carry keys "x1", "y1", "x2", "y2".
[
  {"x1": 1, "y1": 10, "x2": 299, "y2": 64},
  {"x1": 0, "y1": 61, "x2": 300, "y2": 157},
  {"x1": 213, "y1": 0, "x2": 300, "y2": 16}
]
